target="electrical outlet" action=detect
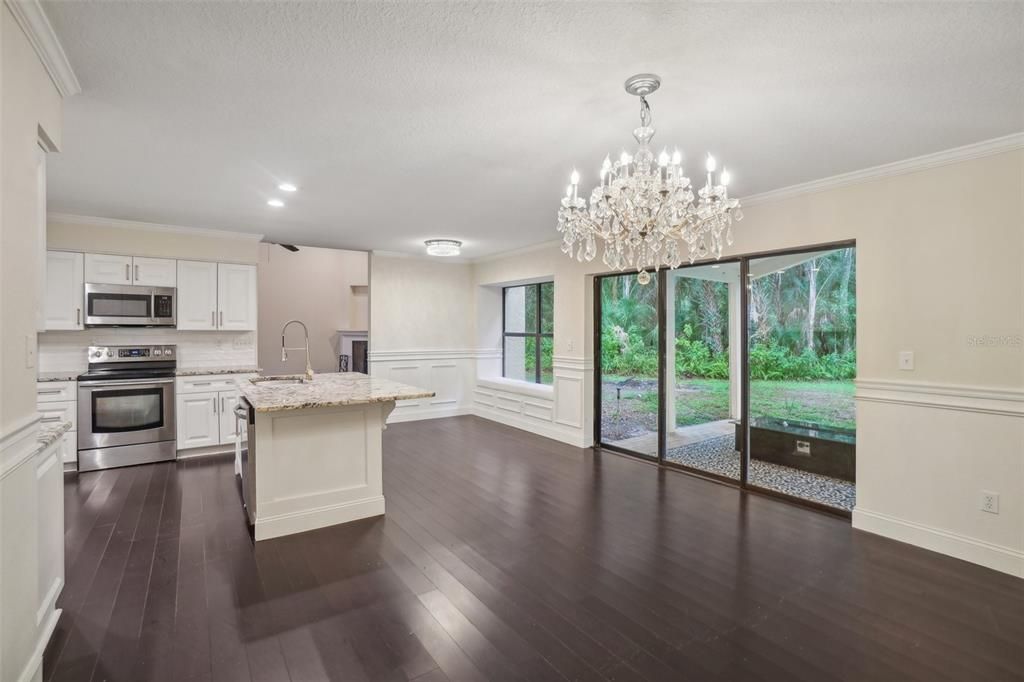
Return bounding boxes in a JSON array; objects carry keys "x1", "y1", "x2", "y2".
[
  {"x1": 898, "y1": 351, "x2": 914, "y2": 371},
  {"x1": 795, "y1": 440, "x2": 811, "y2": 456},
  {"x1": 980, "y1": 491, "x2": 1000, "y2": 514}
]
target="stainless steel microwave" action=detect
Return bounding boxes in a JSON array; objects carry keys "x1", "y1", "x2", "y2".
[{"x1": 83, "y1": 283, "x2": 176, "y2": 327}]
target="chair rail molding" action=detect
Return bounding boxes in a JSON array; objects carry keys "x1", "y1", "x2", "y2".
[
  {"x1": 855, "y1": 378, "x2": 1024, "y2": 417},
  {"x1": 4, "y1": 0, "x2": 81, "y2": 97},
  {"x1": 0, "y1": 412, "x2": 42, "y2": 480}
]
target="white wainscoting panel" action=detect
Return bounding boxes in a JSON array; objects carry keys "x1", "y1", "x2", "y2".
[
  {"x1": 369, "y1": 349, "x2": 496, "y2": 423},
  {"x1": 853, "y1": 378, "x2": 1024, "y2": 577},
  {"x1": 473, "y1": 355, "x2": 593, "y2": 448}
]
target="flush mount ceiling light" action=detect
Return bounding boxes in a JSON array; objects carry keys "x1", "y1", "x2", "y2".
[
  {"x1": 557, "y1": 73, "x2": 743, "y2": 285},
  {"x1": 267, "y1": 198, "x2": 285, "y2": 208},
  {"x1": 424, "y1": 239, "x2": 462, "y2": 257},
  {"x1": 278, "y1": 182, "x2": 297, "y2": 192}
]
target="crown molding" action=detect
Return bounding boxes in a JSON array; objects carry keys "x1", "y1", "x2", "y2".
[
  {"x1": 471, "y1": 239, "x2": 561, "y2": 265},
  {"x1": 48, "y1": 213, "x2": 265, "y2": 242},
  {"x1": 742, "y1": 132, "x2": 1024, "y2": 207},
  {"x1": 5, "y1": 0, "x2": 80, "y2": 98}
]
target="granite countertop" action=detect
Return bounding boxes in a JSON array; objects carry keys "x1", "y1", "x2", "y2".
[
  {"x1": 176, "y1": 366, "x2": 262, "y2": 377},
  {"x1": 238, "y1": 372, "x2": 434, "y2": 413},
  {"x1": 38, "y1": 372, "x2": 79, "y2": 382},
  {"x1": 37, "y1": 420, "x2": 72, "y2": 451}
]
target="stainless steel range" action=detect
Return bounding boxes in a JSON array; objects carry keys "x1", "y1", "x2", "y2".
[{"x1": 77, "y1": 345, "x2": 177, "y2": 472}]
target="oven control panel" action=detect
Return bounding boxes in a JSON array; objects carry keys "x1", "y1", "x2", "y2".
[{"x1": 87, "y1": 345, "x2": 176, "y2": 363}]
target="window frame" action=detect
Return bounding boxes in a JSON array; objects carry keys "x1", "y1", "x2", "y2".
[{"x1": 501, "y1": 282, "x2": 554, "y2": 384}]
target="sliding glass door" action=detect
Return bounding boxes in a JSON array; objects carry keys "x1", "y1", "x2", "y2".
[
  {"x1": 663, "y1": 263, "x2": 741, "y2": 480},
  {"x1": 745, "y1": 247, "x2": 857, "y2": 511},
  {"x1": 596, "y1": 272, "x2": 660, "y2": 459},
  {"x1": 594, "y1": 242, "x2": 857, "y2": 515}
]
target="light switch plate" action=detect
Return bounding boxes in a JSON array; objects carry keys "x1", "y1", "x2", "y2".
[
  {"x1": 898, "y1": 351, "x2": 914, "y2": 371},
  {"x1": 24, "y1": 335, "x2": 36, "y2": 369}
]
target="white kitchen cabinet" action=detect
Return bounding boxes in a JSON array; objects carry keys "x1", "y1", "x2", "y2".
[
  {"x1": 37, "y1": 382, "x2": 78, "y2": 467},
  {"x1": 217, "y1": 263, "x2": 257, "y2": 331},
  {"x1": 44, "y1": 251, "x2": 84, "y2": 330},
  {"x1": 176, "y1": 391, "x2": 221, "y2": 449},
  {"x1": 218, "y1": 391, "x2": 241, "y2": 444},
  {"x1": 132, "y1": 256, "x2": 177, "y2": 287},
  {"x1": 176, "y1": 260, "x2": 218, "y2": 330},
  {"x1": 84, "y1": 253, "x2": 132, "y2": 284}
]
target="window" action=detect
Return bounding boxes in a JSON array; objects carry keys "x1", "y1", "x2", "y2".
[{"x1": 503, "y1": 282, "x2": 554, "y2": 384}]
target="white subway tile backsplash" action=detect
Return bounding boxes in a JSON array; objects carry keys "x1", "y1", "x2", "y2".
[{"x1": 38, "y1": 329, "x2": 257, "y2": 373}]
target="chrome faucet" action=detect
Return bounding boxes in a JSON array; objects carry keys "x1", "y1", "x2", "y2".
[{"x1": 281, "y1": 319, "x2": 314, "y2": 381}]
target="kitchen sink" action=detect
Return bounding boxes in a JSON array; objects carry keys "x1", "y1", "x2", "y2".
[{"x1": 250, "y1": 375, "x2": 308, "y2": 385}]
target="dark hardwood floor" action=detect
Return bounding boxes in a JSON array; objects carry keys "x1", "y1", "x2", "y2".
[{"x1": 44, "y1": 415, "x2": 1023, "y2": 681}]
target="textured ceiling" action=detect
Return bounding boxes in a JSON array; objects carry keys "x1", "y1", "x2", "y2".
[{"x1": 43, "y1": 1, "x2": 1024, "y2": 258}]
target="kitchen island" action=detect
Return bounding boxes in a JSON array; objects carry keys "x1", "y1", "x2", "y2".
[{"x1": 237, "y1": 372, "x2": 433, "y2": 541}]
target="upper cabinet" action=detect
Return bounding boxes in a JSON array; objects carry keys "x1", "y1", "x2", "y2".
[
  {"x1": 85, "y1": 253, "x2": 175, "y2": 287},
  {"x1": 177, "y1": 260, "x2": 219, "y2": 330},
  {"x1": 133, "y1": 256, "x2": 176, "y2": 287},
  {"x1": 217, "y1": 263, "x2": 257, "y2": 331},
  {"x1": 44, "y1": 252, "x2": 256, "y2": 332},
  {"x1": 177, "y1": 260, "x2": 256, "y2": 331},
  {"x1": 44, "y1": 251, "x2": 84, "y2": 330},
  {"x1": 84, "y1": 253, "x2": 132, "y2": 284}
]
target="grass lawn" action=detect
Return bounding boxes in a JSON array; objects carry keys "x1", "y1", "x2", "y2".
[{"x1": 626, "y1": 377, "x2": 855, "y2": 430}]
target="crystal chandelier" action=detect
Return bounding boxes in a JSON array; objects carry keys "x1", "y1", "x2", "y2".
[{"x1": 556, "y1": 74, "x2": 742, "y2": 284}]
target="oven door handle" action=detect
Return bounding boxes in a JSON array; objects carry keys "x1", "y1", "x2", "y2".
[{"x1": 78, "y1": 378, "x2": 175, "y2": 388}]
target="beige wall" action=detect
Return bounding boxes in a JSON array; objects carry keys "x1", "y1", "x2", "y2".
[
  {"x1": 258, "y1": 243, "x2": 368, "y2": 374},
  {"x1": 47, "y1": 216, "x2": 261, "y2": 263},
  {"x1": 1, "y1": 4, "x2": 62, "y2": 434},
  {"x1": 369, "y1": 254, "x2": 475, "y2": 352},
  {"x1": 0, "y1": 6, "x2": 66, "y2": 682}
]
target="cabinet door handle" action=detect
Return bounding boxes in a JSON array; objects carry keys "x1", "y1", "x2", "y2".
[
  {"x1": 76, "y1": 308, "x2": 81, "y2": 325},
  {"x1": 219, "y1": 311, "x2": 224, "y2": 327},
  {"x1": 211, "y1": 311, "x2": 216, "y2": 327},
  {"x1": 192, "y1": 382, "x2": 211, "y2": 387},
  {"x1": 135, "y1": 264, "x2": 140, "y2": 281},
  {"x1": 41, "y1": 416, "x2": 62, "y2": 423},
  {"x1": 125, "y1": 263, "x2": 130, "y2": 281},
  {"x1": 38, "y1": 389, "x2": 62, "y2": 395}
]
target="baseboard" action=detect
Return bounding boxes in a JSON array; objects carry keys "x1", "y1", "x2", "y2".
[
  {"x1": 853, "y1": 507, "x2": 1024, "y2": 578},
  {"x1": 175, "y1": 444, "x2": 234, "y2": 460},
  {"x1": 17, "y1": 606, "x2": 62, "y2": 682},
  {"x1": 472, "y1": 406, "x2": 590, "y2": 449},
  {"x1": 254, "y1": 496, "x2": 386, "y2": 541},
  {"x1": 386, "y1": 405, "x2": 473, "y2": 424}
]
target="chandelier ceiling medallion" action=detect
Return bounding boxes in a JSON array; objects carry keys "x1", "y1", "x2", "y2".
[{"x1": 556, "y1": 74, "x2": 742, "y2": 284}]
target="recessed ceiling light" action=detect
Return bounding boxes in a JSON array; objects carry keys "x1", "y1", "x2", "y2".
[
  {"x1": 424, "y1": 239, "x2": 462, "y2": 257},
  {"x1": 278, "y1": 183, "x2": 297, "y2": 192},
  {"x1": 267, "y1": 198, "x2": 284, "y2": 208}
]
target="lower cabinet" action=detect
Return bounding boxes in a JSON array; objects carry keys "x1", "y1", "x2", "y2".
[
  {"x1": 176, "y1": 392, "x2": 221, "y2": 449},
  {"x1": 37, "y1": 382, "x2": 77, "y2": 467},
  {"x1": 175, "y1": 375, "x2": 253, "y2": 451}
]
